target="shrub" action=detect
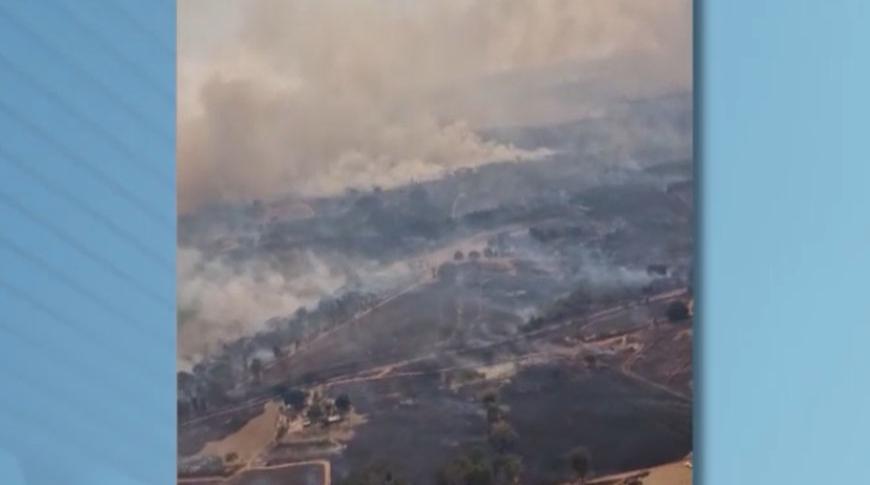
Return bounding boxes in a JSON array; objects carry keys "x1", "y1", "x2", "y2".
[{"x1": 666, "y1": 301, "x2": 690, "y2": 322}]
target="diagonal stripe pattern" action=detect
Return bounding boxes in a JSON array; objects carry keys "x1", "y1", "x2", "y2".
[{"x1": 0, "y1": 1, "x2": 176, "y2": 484}]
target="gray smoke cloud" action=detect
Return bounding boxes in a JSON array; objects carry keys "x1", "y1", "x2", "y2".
[
  {"x1": 176, "y1": 245, "x2": 425, "y2": 364},
  {"x1": 177, "y1": 247, "x2": 347, "y2": 361},
  {"x1": 176, "y1": 0, "x2": 692, "y2": 365},
  {"x1": 178, "y1": 0, "x2": 692, "y2": 213}
]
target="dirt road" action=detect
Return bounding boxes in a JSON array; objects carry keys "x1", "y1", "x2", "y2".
[
  {"x1": 588, "y1": 458, "x2": 692, "y2": 485},
  {"x1": 178, "y1": 460, "x2": 331, "y2": 485}
]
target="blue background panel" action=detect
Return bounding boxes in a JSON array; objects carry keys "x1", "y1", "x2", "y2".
[
  {"x1": 700, "y1": 1, "x2": 870, "y2": 484},
  {"x1": 0, "y1": 1, "x2": 175, "y2": 484}
]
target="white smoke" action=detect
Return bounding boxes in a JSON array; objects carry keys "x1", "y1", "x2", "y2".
[
  {"x1": 177, "y1": 247, "x2": 347, "y2": 361},
  {"x1": 175, "y1": 0, "x2": 693, "y2": 365},
  {"x1": 177, "y1": 0, "x2": 692, "y2": 212}
]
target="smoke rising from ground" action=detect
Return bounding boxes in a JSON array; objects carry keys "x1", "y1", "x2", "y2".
[
  {"x1": 178, "y1": 0, "x2": 691, "y2": 212},
  {"x1": 177, "y1": 247, "x2": 346, "y2": 361},
  {"x1": 177, "y1": 245, "x2": 423, "y2": 363},
  {"x1": 176, "y1": 0, "x2": 692, "y2": 366}
]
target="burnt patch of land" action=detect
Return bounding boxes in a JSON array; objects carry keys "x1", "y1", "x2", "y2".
[
  {"x1": 501, "y1": 363, "x2": 691, "y2": 483},
  {"x1": 619, "y1": 323, "x2": 693, "y2": 396},
  {"x1": 279, "y1": 269, "x2": 536, "y2": 386},
  {"x1": 179, "y1": 289, "x2": 694, "y2": 484},
  {"x1": 326, "y1": 374, "x2": 489, "y2": 484}
]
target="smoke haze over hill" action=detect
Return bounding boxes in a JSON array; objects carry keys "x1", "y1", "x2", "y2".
[
  {"x1": 176, "y1": 0, "x2": 693, "y2": 369},
  {"x1": 178, "y1": 0, "x2": 691, "y2": 212}
]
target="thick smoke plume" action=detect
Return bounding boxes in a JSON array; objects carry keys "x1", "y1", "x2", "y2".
[
  {"x1": 177, "y1": 245, "x2": 422, "y2": 363},
  {"x1": 178, "y1": 0, "x2": 691, "y2": 212},
  {"x1": 176, "y1": 0, "x2": 692, "y2": 365},
  {"x1": 177, "y1": 247, "x2": 346, "y2": 361}
]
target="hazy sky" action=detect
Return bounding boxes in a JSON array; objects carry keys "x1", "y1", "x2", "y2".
[{"x1": 177, "y1": 0, "x2": 692, "y2": 213}]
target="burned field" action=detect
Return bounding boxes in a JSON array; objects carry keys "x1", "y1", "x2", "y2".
[
  {"x1": 500, "y1": 365, "x2": 691, "y2": 482},
  {"x1": 178, "y1": 161, "x2": 695, "y2": 485},
  {"x1": 277, "y1": 261, "x2": 562, "y2": 385},
  {"x1": 321, "y1": 354, "x2": 691, "y2": 484},
  {"x1": 327, "y1": 374, "x2": 489, "y2": 483},
  {"x1": 179, "y1": 281, "x2": 694, "y2": 484}
]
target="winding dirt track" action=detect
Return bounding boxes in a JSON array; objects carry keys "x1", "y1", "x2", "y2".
[{"x1": 178, "y1": 459, "x2": 331, "y2": 485}]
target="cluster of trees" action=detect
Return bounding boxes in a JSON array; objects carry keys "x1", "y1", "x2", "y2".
[
  {"x1": 524, "y1": 280, "x2": 648, "y2": 333},
  {"x1": 304, "y1": 392, "x2": 353, "y2": 423},
  {"x1": 275, "y1": 385, "x2": 353, "y2": 422},
  {"x1": 434, "y1": 391, "x2": 593, "y2": 485},
  {"x1": 528, "y1": 224, "x2": 585, "y2": 243},
  {"x1": 262, "y1": 291, "x2": 379, "y2": 360},
  {"x1": 180, "y1": 292, "x2": 379, "y2": 418},
  {"x1": 336, "y1": 184, "x2": 455, "y2": 248},
  {"x1": 437, "y1": 448, "x2": 522, "y2": 485},
  {"x1": 337, "y1": 395, "x2": 593, "y2": 485},
  {"x1": 278, "y1": 386, "x2": 308, "y2": 410},
  {"x1": 435, "y1": 391, "x2": 522, "y2": 485},
  {"x1": 177, "y1": 369, "x2": 232, "y2": 420},
  {"x1": 317, "y1": 293, "x2": 377, "y2": 329},
  {"x1": 453, "y1": 247, "x2": 498, "y2": 262}
]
